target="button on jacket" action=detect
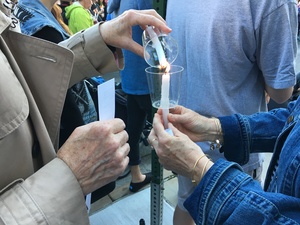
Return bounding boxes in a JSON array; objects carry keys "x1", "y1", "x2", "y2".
[{"x1": 185, "y1": 98, "x2": 300, "y2": 224}]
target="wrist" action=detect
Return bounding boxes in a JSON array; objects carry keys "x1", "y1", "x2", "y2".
[
  {"x1": 209, "y1": 118, "x2": 223, "y2": 150},
  {"x1": 191, "y1": 155, "x2": 213, "y2": 186}
]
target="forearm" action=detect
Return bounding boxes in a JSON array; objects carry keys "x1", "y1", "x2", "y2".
[
  {"x1": 59, "y1": 23, "x2": 124, "y2": 87},
  {"x1": 0, "y1": 158, "x2": 89, "y2": 224},
  {"x1": 265, "y1": 85, "x2": 293, "y2": 104},
  {"x1": 185, "y1": 159, "x2": 300, "y2": 225}
]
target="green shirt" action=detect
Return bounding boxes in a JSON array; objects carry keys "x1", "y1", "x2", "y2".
[{"x1": 65, "y1": 2, "x2": 93, "y2": 34}]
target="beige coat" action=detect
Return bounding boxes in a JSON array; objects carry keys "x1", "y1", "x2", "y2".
[{"x1": 0, "y1": 11, "x2": 123, "y2": 224}]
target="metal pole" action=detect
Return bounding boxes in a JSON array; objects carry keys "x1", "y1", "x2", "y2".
[
  {"x1": 150, "y1": 148, "x2": 164, "y2": 225},
  {"x1": 150, "y1": 2, "x2": 167, "y2": 225},
  {"x1": 152, "y1": 0, "x2": 167, "y2": 19}
]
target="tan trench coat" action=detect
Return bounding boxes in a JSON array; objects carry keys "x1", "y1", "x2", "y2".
[{"x1": 0, "y1": 11, "x2": 123, "y2": 224}]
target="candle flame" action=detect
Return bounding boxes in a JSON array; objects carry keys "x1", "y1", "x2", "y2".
[{"x1": 159, "y1": 61, "x2": 171, "y2": 74}]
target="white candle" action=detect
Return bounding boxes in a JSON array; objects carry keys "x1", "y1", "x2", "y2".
[
  {"x1": 146, "y1": 26, "x2": 167, "y2": 67},
  {"x1": 161, "y1": 72, "x2": 170, "y2": 128},
  {"x1": 146, "y1": 26, "x2": 170, "y2": 128}
]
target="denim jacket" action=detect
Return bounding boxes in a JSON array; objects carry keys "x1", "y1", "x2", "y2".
[
  {"x1": 15, "y1": 0, "x2": 69, "y2": 39},
  {"x1": 185, "y1": 97, "x2": 300, "y2": 224}
]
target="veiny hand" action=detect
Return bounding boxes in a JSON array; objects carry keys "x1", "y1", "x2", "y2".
[
  {"x1": 100, "y1": 9, "x2": 172, "y2": 58},
  {"x1": 160, "y1": 106, "x2": 216, "y2": 143},
  {"x1": 148, "y1": 113, "x2": 203, "y2": 178},
  {"x1": 57, "y1": 119, "x2": 129, "y2": 195}
]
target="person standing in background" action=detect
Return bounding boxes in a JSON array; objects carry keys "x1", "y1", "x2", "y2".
[
  {"x1": 90, "y1": 0, "x2": 105, "y2": 22},
  {"x1": 165, "y1": 1, "x2": 298, "y2": 224},
  {"x1": 51, "y1": 3, "x2": 73, "y2": 35},
  {"x1": 65, "y1": 0, "x2": 93, "y2": 34},
  {"x1": 107, "y1": 0, "x2": 153, "y2": 193},
  {"x1": 102, "y1": 0, "x2": 108, "y2": 20},
  {"x1": 58, "y1": 0, "x2": 72, "y2": 25}
]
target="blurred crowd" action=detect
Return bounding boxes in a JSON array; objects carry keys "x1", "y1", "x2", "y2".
[{"x1": 56, "y1": 0, "x2": 109, "y2": 27}]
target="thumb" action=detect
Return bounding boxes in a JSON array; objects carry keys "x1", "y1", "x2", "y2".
[{"x1": 168, "y1": 113, "x2": 183, "y2": 124}]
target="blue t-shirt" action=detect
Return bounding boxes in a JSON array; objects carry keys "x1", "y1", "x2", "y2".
[{"x1": 108, "y1": 0, "x2": 152, "y2": 95}]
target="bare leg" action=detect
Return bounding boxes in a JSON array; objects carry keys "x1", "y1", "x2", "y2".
[
  {"x1": 129, "y1": 165, "x2": 151, "y2": 193},
  {"x1": 173, "y1": 205, "x2": 195, "y2": 225},
  {"x1": 130, "y1": 165, "x2": 146, "y2": 183}
]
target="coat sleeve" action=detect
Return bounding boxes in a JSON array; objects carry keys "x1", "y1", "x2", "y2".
[
  {"x1": 59, "y1": 23, "x2": 124, "y2": 87},
  {"x1": 218, "y1": 104, "x2": 292, "y2": 165},
  {"x1": 184, "y1": 159, "x2": 300, "y2": 225},
  {"x1": 0, "y1": 158, "x2": 89, "y2": 225}
]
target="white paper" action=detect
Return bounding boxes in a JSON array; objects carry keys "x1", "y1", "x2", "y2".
[
  {"x1": 85, "y1": 193, "x2": 92, "y2": 212},
  {"x1": 97, "y1": 78, "x2": 115, "y2": 121},
  {"x1": 86, "y1": 78, "x2": 116, "y2": 212}
]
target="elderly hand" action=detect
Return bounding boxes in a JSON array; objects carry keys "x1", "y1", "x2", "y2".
[
  {"x1": 148, "y1": 112, "x2": 203, "y2": 178},
  {"x1": 100, "y1": 9, "x2": 172, "y2": 58},
  {"x1": 149, "y1": 111, "x2": 214, "y2": 185},
  {"x1": 159, "y1": 106, "x2": 222, "y2": 143},
  {"x1": 57, "y1": 119, "x2": 129, "y2": 195}
]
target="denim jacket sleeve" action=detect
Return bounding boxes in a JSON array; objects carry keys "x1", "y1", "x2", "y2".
[
  {"x1": 217, "y1": 101, "x2": 294, "y2": 165},
  {"x1": 184, "y1": 159, "x2": 300, "y2": 225}
]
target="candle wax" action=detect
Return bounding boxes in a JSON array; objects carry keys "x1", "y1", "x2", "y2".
[{"x1": 161, "y1": 73, "x2": 170, "y2": 128}]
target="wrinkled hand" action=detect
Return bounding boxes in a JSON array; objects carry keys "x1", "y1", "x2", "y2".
[
  {"x1": 148, "y1": 113, "x2": 203, "y2": 178},
  {"x1": 57, "y1": 119, "x2": 129, "y2": 195},
  {"x1": 161, "y1": 106, "x2": 216, "y2": 142},
  {"x1": 100, "y1": 9, "x2": 172, "y2": 58}
]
